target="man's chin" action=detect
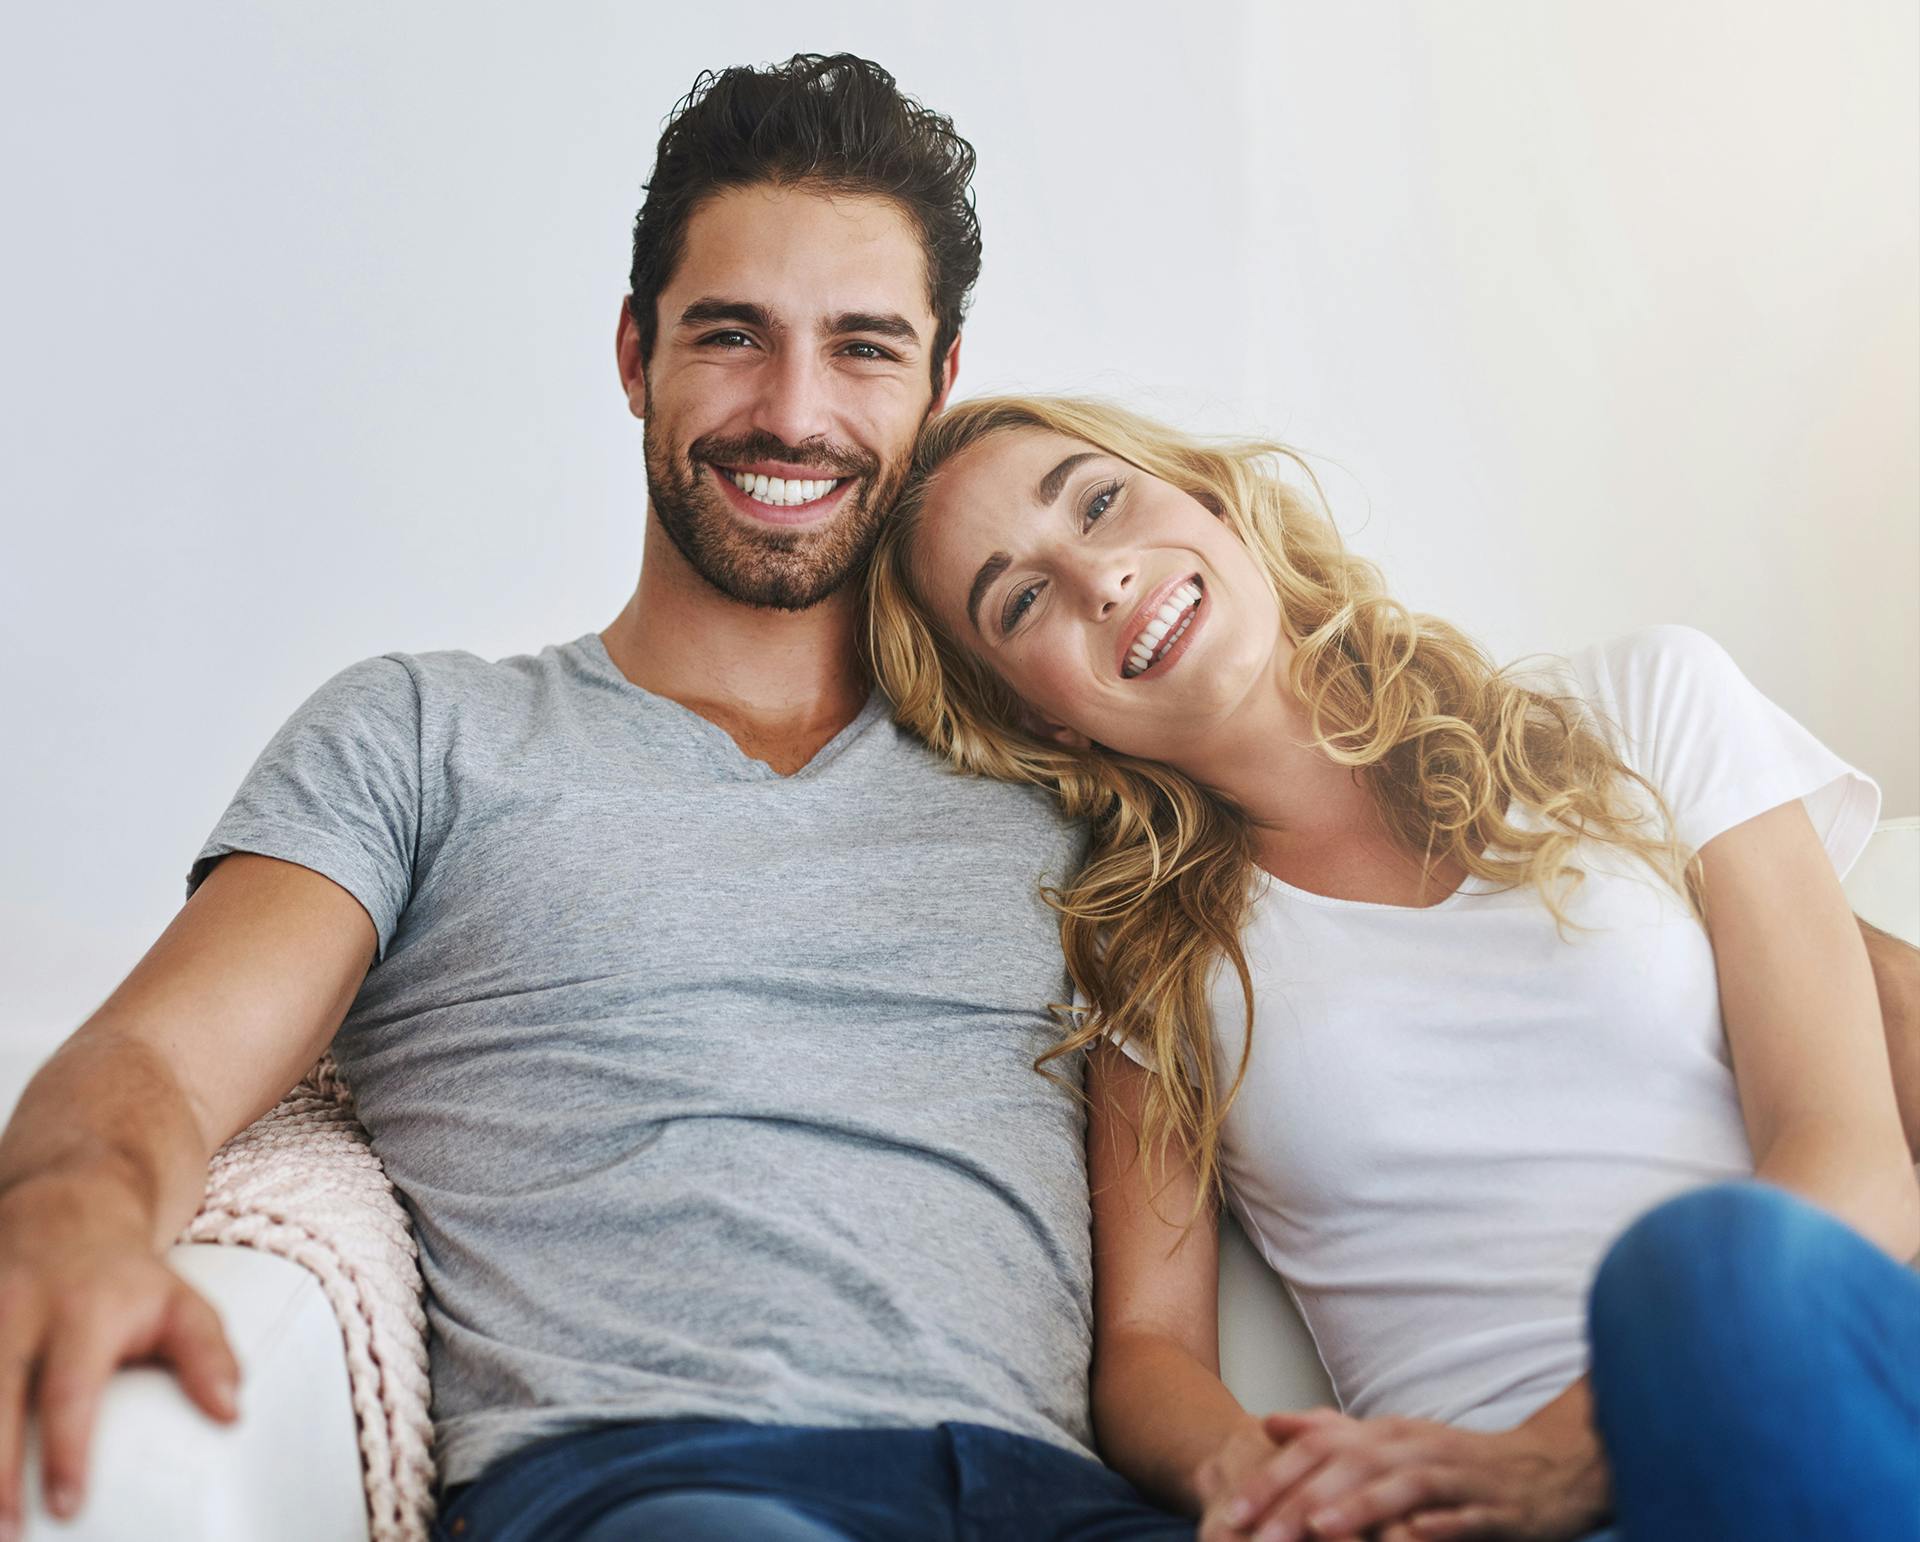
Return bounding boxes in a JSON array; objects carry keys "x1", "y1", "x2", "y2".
[
  {"x1": 703, "y1": 560, "x2": 861, "y2": 613},
  {"x1": 665, "y1": 508, "x2": 873, "y2": 612}
]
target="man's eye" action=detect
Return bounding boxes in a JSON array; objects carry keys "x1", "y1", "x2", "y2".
[
  {"x1": 1001, "y1": 582, "x2": 1040, "y2": 636},
  {"x1": 1083, "y1": 478, "x2": 1123, "y2": 529},
  {"x1": 842, "y1": 341, "x2": 894, "y2": 361},
  {"x1": 703, "y1": 330, "x2": 756, "y2": 348}
]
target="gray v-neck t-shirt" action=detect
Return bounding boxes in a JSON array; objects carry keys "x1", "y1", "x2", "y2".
[{"x1": 187, "y1": 634, "x2": 1093, "y2": 1486}]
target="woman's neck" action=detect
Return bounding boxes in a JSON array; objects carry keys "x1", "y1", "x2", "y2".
[
  {"x1": 1168, "y1": 658, "x2": 1463, "y2": 907},
  {"x1": 1164, "y1": 649, "x2": 1361, "y2": 836}
]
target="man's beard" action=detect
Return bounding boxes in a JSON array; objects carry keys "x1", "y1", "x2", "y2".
[{"x1": 643, "y1": 422, "x2": 915, "y2": 611}]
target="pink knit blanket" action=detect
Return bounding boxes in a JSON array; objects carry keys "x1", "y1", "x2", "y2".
[{"x1": 180, "y1": 1058, "x2": 435, "y2": 1542}]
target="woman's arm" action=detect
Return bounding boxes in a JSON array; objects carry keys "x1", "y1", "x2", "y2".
[
  {"x1": 1085, "y1": 1044, "x2": 1262, "y2": 1514},
  {"x1": 1705, "y1": 801, "x2": 1920, "y2": 1259}
]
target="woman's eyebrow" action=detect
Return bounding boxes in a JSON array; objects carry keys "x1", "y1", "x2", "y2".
[
  {"x1": 963, "y1": 453, "x2": 1104, "y2": 636},
  {"x1": 967, "y1": 553, "x2": 1012, "y2": 638},
  {"x1": 1035, "y1": 452, "x2": 1099, "y2": 505}
]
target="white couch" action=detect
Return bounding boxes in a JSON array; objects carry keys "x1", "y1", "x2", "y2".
[{"x1": 11, "y1": 819, "x2": 1917, "y2": 1540}]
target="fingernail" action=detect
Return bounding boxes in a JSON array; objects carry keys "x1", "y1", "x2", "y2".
[
  {"x1": 1226, "y1": 1499, "x2": 1252, "y2": 1525},
  {"x1": 1311, "y1": 1509, "x2": 1344, "y2": 1534},
  {"x1": 0, "y1": 1515, "x2": 19, "y2": 1542},
  {"x1": 48, "y1": 1484, "x2": 78, "y2": 1517}
]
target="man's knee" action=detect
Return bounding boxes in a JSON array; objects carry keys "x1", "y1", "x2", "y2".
[{"x1": 573, "y1": 1489, "x2": 855, "y2": 1542}]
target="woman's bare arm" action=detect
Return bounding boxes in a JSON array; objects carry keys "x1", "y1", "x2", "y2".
[
  {"x1": 1085, "y1": 1044, "x2": 1258, "y2": 1514},
  {"x1": 1705, "y1": 803, "x2": 1920, "y2": 1258}
]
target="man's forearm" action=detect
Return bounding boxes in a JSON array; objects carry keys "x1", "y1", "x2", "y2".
[
  {"x1": 0, "y1": 1030, "x2": 215, "y2": 1255},
  {"x1": 1860, "y1": 916, "x2": 1920, "y2": 1162}
]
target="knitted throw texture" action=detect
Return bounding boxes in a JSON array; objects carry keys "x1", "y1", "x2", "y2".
[{"x1": 180, "y1": 1057, "x2": 435, "y2": 1542}]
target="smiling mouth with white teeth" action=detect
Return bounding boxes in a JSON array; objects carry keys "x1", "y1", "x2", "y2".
[
  {"x1": 1123, "y1": 577, "x2": 1204, "y2": 679},
  {"x1": 720, "y1": 468, "x2": 848, "y2": 509}
]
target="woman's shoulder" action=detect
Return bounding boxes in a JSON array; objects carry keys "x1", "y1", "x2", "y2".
[
  {"x1": 1563, "y1": 623, "x2": 1737, "y2": 698},
  {"x1": 1545, "y1": 624, "x2": 1745, "y2": 746},
  {"x1": 1548, "y1": 625, "x2": 1877, "y2": 861}
]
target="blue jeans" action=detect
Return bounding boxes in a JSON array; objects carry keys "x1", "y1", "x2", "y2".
[
  {"x1": 431, "y1": 1418, "x2": 1193, "y2": 1541},
  {"x1": 1588, "y1": 1180, "x2": 1920, "y2": 1541}
]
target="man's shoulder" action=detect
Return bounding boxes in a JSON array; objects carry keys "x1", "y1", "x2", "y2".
[
  {"x1": 360, "y1": 634, "x2": 594, "y2": 707},
  {"x1": 864, "y1": 714, "x2": 1089, "y2": 848}
]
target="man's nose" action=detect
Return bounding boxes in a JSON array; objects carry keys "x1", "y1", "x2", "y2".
[{"x1": 748, "y1": 347, "x2": 836, "y2": 451}]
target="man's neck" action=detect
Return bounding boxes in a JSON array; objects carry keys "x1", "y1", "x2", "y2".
[{"x1": 599, "y1": 518, "x2": 871, "y2": 775}]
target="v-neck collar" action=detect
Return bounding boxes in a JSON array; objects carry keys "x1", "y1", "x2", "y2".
[{"x1": 570, "y1": 632, "x2": 889, "y2": 781}]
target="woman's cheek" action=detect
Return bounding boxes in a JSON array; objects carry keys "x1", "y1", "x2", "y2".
[{"x1": 1030, "y1": 648, "x2": 1097, "y2": 732}]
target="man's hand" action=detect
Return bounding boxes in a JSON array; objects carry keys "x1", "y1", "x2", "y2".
[
  {"x1": 1204, "y1": 1406, "x2": 1606, "y2": 1542},
  {"x1": 0, "y1": 1174, "x2": 239, "y2": 1530}
]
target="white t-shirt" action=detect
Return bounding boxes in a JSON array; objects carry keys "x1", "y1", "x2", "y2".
[{"x1": 1122, "y1": 625, "x2": 1880, "y2": 1432}]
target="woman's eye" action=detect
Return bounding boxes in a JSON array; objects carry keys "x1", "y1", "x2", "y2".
[
  {"x1": 1001, "y1": 582, "x2": 1040, "y2": 636},
  {"x1": 1083, "y1": 479, "x2": 1123, "y2": 529}
]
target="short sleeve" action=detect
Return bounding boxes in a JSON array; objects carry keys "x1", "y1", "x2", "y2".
[
  {"x1": 1075, "y1": 979, "x2": 1149, "y2": 1071},
  {"x1": 1572, "y1": 626, "x2": 1880, "y2": 878},
  {"x1": 186, "y1": 655, "x2": 422, "y2": 959},
  {"x1": 1079, "y1": 980, "x2": 1207, "y2": 1084}
]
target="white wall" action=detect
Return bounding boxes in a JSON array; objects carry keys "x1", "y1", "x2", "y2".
[
  {"x1": 2, "y1": 2, "x2": 1913, "y2": 1048},
  {"x1": 1235, "y1": 2, "x2": 1918, "y2": 802}
]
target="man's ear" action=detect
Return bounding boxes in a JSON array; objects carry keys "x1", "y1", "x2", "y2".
[
  {"x1": 616, "y1": 296, "x2": 650, "y2": 420},
  {"x1": 929, "y1": 332, "x2": 963, "y2": 416}
]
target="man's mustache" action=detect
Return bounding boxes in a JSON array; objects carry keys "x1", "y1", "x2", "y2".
[{"x1": 688, "y1": 430, "x2": 880, "y2": 481}]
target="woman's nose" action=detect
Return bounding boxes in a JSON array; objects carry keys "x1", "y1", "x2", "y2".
[{"x1": 1093, "y1": 565, "x2": 1135, "y2": 618}]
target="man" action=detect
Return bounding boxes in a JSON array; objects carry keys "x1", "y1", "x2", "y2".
[
  {"x1": 1, "y1": 48, "x2": 1916, "y2": 1542},
  {"x1": 0, "y1": 54, "x2": 1191, "y2": 1542}
]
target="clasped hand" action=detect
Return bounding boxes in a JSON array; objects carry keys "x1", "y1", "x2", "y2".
[{"x1": 1194, "y1": 1406, "x2": 1605, "y2": 1542}]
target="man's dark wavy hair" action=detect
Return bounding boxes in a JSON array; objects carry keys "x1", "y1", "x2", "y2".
[{"x1": 629, "y1": 53, "x2": 982, "y2": 396}]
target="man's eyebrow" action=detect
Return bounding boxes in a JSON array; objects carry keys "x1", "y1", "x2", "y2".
[
  {"x1": 825, "y1": 311, "x2": 921, "y2": 346},
  {"x1": 678, "y1": 298, "x2": 775, "y2": 331},
  {"x1": 966, "y1": 552, "x2": 1012, "y2": 638},
  {"x1": 1036, "y1": 452, "x2": 1099, "y2": 506}
]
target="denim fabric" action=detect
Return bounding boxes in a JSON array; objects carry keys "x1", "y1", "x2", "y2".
[
  {"x1": 1589, "y1": 1181, "x2": 1920, "y2": 1540},
  {"x1": 430, "y1": 1418, "x2": 1193, "y2": 1542}
]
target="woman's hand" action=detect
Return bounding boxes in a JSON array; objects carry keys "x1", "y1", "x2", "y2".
[
  {"x1": 1204, "y1": 1405, "x2": 1608, "y2": 1542},
  {"x1": 1192, "y1": 1414, "x2": 1292, "y2": 1540}
]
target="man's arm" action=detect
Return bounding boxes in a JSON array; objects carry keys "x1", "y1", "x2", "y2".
[
  {"x1": 0, "y1": 853, "x2": 377, "y2": 1531},
  {"x1": 1860, "y1": 915, "x2": 1920, "y2": 1163}
]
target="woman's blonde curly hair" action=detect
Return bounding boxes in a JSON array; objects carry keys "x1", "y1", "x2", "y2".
[{"x1": 863, "y1": 396, "x2": 1697, "y2": 1214}]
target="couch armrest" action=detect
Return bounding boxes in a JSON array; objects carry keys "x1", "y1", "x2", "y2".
[
  {"x1": 25, "y1": 1243, "x2": 368, "y2": 1541},
  {"x1": 1845, "y1": 816, "x2": 1919, "y2": 946}
]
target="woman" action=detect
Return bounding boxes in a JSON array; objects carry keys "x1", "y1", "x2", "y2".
[{"x1": 863, "y1": 396, "x2": 1920, "y2": 1542}]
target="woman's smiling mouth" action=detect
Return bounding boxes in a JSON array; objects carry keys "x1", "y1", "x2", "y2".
[{"x1": 1121, "y1": 575, "x2": 1204, "y2": 679}]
